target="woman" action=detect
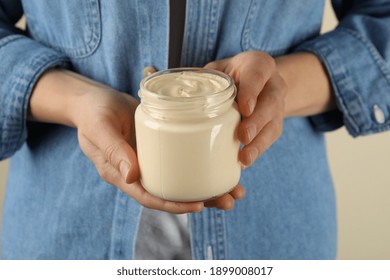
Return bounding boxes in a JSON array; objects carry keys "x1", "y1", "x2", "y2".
[{"x1": 1, "y1": 0, "x2": 389, "y2": 259}]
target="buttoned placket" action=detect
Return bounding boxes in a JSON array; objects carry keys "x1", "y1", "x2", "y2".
[{"x1": 182, "y1": 0, "x2": 228, "y2": 260}]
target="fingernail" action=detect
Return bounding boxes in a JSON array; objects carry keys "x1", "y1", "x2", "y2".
[
  {"x1": 248, "y1": 147, "x2": 258, "y2": 165},
  {"x1": 246, "y1": 124, "x2": 257, "y2": 143},
  {"x1": 248, "y1": 99, "x2": 256, "y2": 115},
  {"x1": 240, "y1": 162, "x2": 248, "y2": 170},
  {"x1": 119, "y1": 161, "x2": 131, "y2": 181},
  {"x1": 143, "y1": 66, "x2": 156, "y2": 77}
]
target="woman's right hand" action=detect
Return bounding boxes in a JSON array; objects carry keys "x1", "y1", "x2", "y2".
[{"x1": 29, "y1": 69, "x2": 244, "y2": 213}]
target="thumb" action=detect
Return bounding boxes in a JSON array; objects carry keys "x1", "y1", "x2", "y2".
[
  {"x1": 110, "y1": 140, "x2": 140, "y2": 184},
  {"x1": 97, "y1": 124, "x2": 140, "y2": 184}
]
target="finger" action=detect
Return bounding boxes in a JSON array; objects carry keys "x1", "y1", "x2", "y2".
[
  {"x1": 238, "y1": 73, "x2": 286, "y2": 145},
  {"x1": 238, "y1": 89, "x2": 283, "y2": 145},
  {"x1": 110, "y1": 139, "x2": 140, "y2": 184},
  {"x1": 239, "y1": 116, "x2": 283, "y2": 167},
  {"x1": 98, "y1": 160, "x2": 204, "y2": 214},
  {"x1": 89, "y1": 120, "x2": 140, "y2": 183},
  {"x1": 204, "y1": 193, "x2": 235, "y2": 210},
  {"x1": 229, "y1": 184, "x2": 246, "y2": 200},
  {"x1": 143, "y1": 66, "x2": 157, "y2": 77},
  {"x1": 123, "y1": 181, "x2": 205, "y2": 214},
  {"x1": 235, "y1": 60, "x2": 275, "y2": 117},
  {"x1": 204, "y1": 59, "x2": 230, "y2": 72}
]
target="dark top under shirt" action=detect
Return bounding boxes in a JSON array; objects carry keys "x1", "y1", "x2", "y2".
[{"x1": 168, "y1": 0, "x2": 186, "y2": 68}]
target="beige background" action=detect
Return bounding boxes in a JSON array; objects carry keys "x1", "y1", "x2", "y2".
[{"x1": 1, "y1": 1, "x2": 390, "y2": 259}]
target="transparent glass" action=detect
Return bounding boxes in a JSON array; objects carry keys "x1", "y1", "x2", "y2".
[{"x1": 135, "y1": 68, "x2": 241, "y2": 202}]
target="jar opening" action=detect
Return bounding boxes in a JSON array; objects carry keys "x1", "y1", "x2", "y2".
[{"x1": 139, "y1": 68, "x2": 236, "y2": 121}]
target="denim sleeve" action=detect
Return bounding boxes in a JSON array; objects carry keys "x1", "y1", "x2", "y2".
[
  {"x1": 0, "y1": 0, "x2": 70, "y2": 160},
  {"x1": 295, "y1": 0, "x2": 390, "y2": 137}
]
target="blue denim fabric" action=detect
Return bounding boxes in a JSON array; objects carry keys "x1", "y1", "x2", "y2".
[{"x1": 1, "y1": 0, "x2": 390, "y2": 259}]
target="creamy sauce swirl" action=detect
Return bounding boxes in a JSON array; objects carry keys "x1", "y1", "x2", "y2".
[{"x1": 144, "y1": 71, "x2": 229, "y2": 97}]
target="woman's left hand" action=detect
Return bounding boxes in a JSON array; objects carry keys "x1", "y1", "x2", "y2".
[{"x1": 205, "y1": 50, "x2": 287, "y2": 168}]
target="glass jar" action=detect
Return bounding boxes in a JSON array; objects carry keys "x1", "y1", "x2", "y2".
[{"x1": 135, "y1": 68, "x2": 241, "y2": 202}]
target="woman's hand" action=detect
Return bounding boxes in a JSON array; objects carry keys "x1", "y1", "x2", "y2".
[
  {"x1": 75, "y1": 86, "x2": 210, "y2": 214},
  {"x1": 205, "y1": 51, "x2": 287, "y2": 167},
  {"x1": 29, "y1": 69, "x2": 245, "y2": 213}
]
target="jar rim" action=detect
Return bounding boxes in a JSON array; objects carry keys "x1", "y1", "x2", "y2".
[
  {"x1": 139, "y1": 67, "x2": 235, "y2": 102},
  {"x1": 138, "y1": 67, "x2": 236, "y2": 121}
]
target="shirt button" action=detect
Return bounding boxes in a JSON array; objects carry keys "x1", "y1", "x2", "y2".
[
  {"x1": 143, "y1": 66, "x2": 157, "y2": 77},
  {"x1": 373, "y1": 104, "x2": 386, "y2": 124}
]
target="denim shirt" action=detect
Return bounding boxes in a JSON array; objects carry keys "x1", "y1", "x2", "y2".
[{"x1": 1, "y1": 0, "x2": 390, "y2": 259}]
